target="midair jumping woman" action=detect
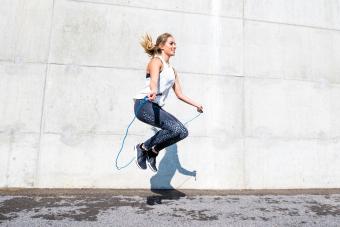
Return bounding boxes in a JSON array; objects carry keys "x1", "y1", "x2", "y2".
[{"x1": 133, "y1": 33, "x2": 203, "y2": 172}]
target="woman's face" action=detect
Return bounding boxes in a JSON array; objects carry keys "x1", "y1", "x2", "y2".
[{"x1": 161, "y1": 37, "x2": 176, "y2": 56}]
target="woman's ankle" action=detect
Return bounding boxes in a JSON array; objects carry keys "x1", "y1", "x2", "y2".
[
  {"x1": 151, "y1": 146, "x2": 159, "y2": 155},
  {"x1": 140, "y1": 143, "x2": 148, "y2": 151}
]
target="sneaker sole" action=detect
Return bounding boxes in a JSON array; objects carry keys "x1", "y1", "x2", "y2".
[
  {"x1": 147, "y1": 161, "x2": 157, "y2": 172},
  {"x1": 135, "y1": 145, "x2": 147, "y2": 170}
]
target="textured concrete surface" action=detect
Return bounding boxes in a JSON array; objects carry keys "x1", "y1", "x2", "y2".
[
  {"x1": 244, "y1": 0, "x2": 340, "y2": 30},
  {"x1": 1, "y1": 0, "x2": 340, "y2": 189},
  {"x1": 1, "y1": 189, "x2": 340, "y2": 226}
]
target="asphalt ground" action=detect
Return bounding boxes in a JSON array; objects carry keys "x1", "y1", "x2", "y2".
[{"x1": 1, "y1": 189, "x2": 340, "y2": 226}]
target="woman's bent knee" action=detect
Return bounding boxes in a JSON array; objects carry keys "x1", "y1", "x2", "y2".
[{"x1": 178, "y1": 125, "x2": 189, "y2": 140}]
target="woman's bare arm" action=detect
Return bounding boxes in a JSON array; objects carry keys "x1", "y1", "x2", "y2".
[{"x1": 172, "y1": 70, "x2": 203, "y2": 113}]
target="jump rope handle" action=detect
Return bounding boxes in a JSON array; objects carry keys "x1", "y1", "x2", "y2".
[{"x1": 142, "y1": 93, "x2": 163, "y2": 102}]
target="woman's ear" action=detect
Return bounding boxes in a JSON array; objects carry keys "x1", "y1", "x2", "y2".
[{"x1": 159, "y1": 43, "x2": 164, "y2": 50}]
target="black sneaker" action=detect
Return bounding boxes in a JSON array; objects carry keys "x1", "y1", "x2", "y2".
[
  {"x1": 135, "y1": 144, "x2": 147, "y2": 169},
  {"x1": 146, "y1": 151, "x2": 158, "y2": 172}
]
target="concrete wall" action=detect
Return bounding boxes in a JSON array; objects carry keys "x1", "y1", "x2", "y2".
[{"x1": 1, "y1": 0, "x2": 340, "y2": 189}]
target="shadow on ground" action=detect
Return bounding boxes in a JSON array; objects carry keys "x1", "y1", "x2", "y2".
[{"x1": 147, "y1": 142, "x2": 196, "y2": 205}]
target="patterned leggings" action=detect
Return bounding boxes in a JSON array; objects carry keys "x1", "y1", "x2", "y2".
[{"x1": 134, "y1": 99, "x2": 188, "y2": 152}]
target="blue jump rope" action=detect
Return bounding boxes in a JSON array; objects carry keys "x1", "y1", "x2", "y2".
[{"x1": 114, "y1": 94, "x2": 202, "y2": 170}]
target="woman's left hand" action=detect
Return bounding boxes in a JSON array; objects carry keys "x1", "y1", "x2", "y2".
[{"x1": 196, "y1": 105, "x2": 203, "y2": 113}]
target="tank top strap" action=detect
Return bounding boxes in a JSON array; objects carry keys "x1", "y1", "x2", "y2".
[{"x1": 171, "y1": 65, "x2": 176, "y2": 74}]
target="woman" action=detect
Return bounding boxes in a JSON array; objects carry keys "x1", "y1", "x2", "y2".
[{"x1": 134, "y1": 33, "x2": 203, "y2": 172}]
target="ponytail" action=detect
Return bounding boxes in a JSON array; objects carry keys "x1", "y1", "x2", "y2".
[{"x1": 140, "y1": 33, "x2": 173, "y2": 57}]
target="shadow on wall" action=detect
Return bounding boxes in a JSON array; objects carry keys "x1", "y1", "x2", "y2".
[{"x1": 147, "y1": 136, "x2": 196, "y2": 205}]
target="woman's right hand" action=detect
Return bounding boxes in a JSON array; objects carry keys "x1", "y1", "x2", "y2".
[{"x1": 148, "y1": 90, "x2": 157, "y2": 101}]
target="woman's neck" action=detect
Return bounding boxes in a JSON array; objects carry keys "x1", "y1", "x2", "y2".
[{"x1": 161, "y1": 53, "x2": 170, "y2": 64}]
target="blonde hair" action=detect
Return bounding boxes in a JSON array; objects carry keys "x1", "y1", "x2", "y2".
[{"x1": 140, "y1": 33, "x2": 173, "y2": 57}]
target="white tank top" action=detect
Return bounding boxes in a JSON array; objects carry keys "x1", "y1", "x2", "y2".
[{"x1": 134, "y1": 55, "x2": 176, "y2": 106}]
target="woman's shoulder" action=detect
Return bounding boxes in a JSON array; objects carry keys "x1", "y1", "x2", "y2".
[{"x1": 150, "y1": 55, "x2": 163, "y2": 64}]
